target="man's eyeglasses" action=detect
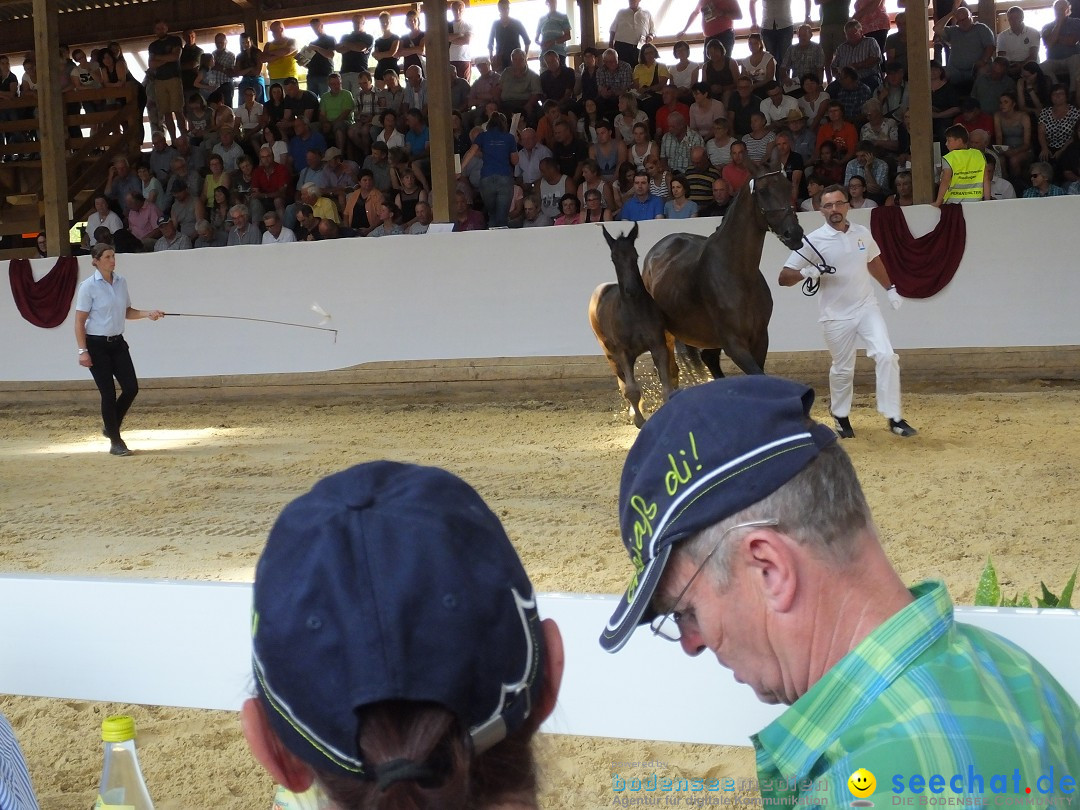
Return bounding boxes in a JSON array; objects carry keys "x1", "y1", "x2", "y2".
[
  {"x1": 650, "y1": 519, "x2": 779, "y2": 642},
  {"x1": 821, "y1": 201, "x2": 849, "y2": 210}
]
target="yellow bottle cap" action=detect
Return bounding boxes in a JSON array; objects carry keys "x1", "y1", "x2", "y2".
[{"x1": 101, "y1": 715, "x2": 136, "y2": 743}]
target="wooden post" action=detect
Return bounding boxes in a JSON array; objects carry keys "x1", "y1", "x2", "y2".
[
  {"x1": 424, "y1": 0, "x2": 456, "y2": 222},
  {"x1": 245, "y1": 11, "x2": 264, "y2": 47},
  {"x1": 905, "y1": 3, "x2": 934, "y2": 204},
  {"x1": 33, "y1": 0, "x2": 71, "y2": 256},
  {"x1": 578, "y1": 0, "x2": 600, "y2": 59},
  {"x1": 976, "y1": 0, "x2": 996, "y2": 33}
]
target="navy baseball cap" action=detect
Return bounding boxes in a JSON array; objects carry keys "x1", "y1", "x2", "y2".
[
  {"x1": 599, "y1": 376, "x2": 837, "y2": 653},
  {"x1": 252, "y1": 462, "x2": 546, "y2": 778}
]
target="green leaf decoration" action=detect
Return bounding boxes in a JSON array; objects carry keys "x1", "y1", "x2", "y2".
[
  {"x1": 1039, "y1": 582, "x2": 1059, "y2": 608},
  {"x1": 974, "y1": 557, "x2": 1000, "y2": 607},
  {"x1": 972, "y1": 558, "x2": 1075, "y2": 610},
  {"x1": 1058, "y1": 568, "x2": 1076, "y2": 610}
]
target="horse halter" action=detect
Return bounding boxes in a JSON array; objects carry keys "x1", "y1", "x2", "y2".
[{"x1": 747, "y1": 171, "x2": 800, "y2": 237}]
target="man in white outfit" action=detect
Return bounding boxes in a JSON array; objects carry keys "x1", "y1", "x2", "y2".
[
  {"x1": 609, "y1": 0, "x2": 655, "y2": 68},
  {"x1": 778, "y1": 184, "x2": 917, "y2": 438}
]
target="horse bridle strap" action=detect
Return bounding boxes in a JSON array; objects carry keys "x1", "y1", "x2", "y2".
[{"x1": 747, "y1": 171, "x2": 798, "y2": 232}]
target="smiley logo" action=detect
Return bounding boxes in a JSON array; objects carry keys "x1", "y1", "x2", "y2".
[{"x1": 848, "y1": 768, "x2": 876, "y2": 798}]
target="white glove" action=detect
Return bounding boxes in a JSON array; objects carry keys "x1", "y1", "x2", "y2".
[
  {"x1": 887, "y1": 287, "x2": 903, "y2": 310},
  {"x1": 799, "y1": 266, "x2": 821, "y2": 282}
]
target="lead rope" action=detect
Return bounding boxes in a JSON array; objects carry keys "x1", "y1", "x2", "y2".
[{"x1": 788, "y1": 234, "x2": 837, "y2": 296}]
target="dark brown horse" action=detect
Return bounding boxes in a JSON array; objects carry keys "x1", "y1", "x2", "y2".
[
  {"x1": 641, "y1": 170, "x2": 805, "y2": 378},
  {"x1": 589, "y1": 223, "x2": 678, "y2": 428}
]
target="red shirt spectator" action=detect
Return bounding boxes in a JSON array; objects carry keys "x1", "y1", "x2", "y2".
[
  {"x1": 816, "y1": 117, "x2": 859, "y2": 161},
  {"x1": 953, "y1": 110, "x2": 994, "y2": 137},
  {"x1": 721, "y1": 141, "x2": 753, "y2": 192},
  {"x1": 252, "y1": 159, "x2": 291, "y2": 195},
  {"x1": 722, "y1": 162, "x2": 751, "y2": 192},
  {"x1": 655, "y1": 101, "x2": 691, "y2": 138}
]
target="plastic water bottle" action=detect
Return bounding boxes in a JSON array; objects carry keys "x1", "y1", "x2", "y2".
[
  {"x1": 272, "y1": 783, "x2": 331, "y2": 809},
  {"x1": 95, "y1": 715, "x2": 155, "y2": 809}
]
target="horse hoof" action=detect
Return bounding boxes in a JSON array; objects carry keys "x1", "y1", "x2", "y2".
[{"x1": 632, "y1": 412, "x2": 645, "y2": 429}]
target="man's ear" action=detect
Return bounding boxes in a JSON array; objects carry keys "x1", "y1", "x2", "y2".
[
  {"x1": 533, "y1": 618, "x2": 565, "y2": 725},
  {"x1": 744, "y1": 528, "x2": 798, "y2": 614},
  {"x1": 240, "y1": 697, "x2": 316, "y2": 793}
]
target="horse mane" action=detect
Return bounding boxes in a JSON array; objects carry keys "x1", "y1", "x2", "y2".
[{"x1": 711, "y1": 174, "x2": 758, "y2": 237}]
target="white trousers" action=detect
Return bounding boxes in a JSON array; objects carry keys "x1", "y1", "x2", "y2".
[{"x1": 822, "y1": 303, "x2": 902, "y2": 421}]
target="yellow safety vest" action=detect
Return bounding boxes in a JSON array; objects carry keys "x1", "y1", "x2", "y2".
[{"x1": 944, "y1": 148, "x2": 986, "y2": 201}]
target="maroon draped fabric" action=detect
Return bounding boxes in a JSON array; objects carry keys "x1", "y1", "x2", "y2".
[
  {"x1": 8, "y1": 257, "x2": 80, "y2": 328},
  {"x1": 869, "y1": 205, "x2": 966, "y2": 299}
]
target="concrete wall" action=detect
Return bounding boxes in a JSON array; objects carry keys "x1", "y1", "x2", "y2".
[{"x1": 3, "y1": 198, "x2": 1078, "y2": 383}]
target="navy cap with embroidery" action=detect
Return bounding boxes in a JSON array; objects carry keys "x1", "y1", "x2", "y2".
[
  {"x1": 600, "y1": 376, "x2": 837, "y2": 653},
  {"x1": 252, "y1": 462, "x2": 546, "y2": 778}
]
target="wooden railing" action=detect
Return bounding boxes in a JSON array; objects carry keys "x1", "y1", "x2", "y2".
[{"x1": 0, "y1": 86, "x2": 140, "y2": 246}]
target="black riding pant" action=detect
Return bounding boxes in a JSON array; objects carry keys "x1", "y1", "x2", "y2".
[{"x1": 86, "y1": 335, "x2": 139, "y2": 442}]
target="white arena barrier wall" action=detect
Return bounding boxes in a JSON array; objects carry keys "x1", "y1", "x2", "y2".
[
  {"x1": 2, "y1": 198, "x2": 1079, "y2": 383},
  {"x1": 0, "y1": 575, "x2": 1077, "y2": 745}
]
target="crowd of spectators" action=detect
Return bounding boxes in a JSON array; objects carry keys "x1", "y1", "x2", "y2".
[
  {"x1": 429, "y1": 1, "x2": 1080, "y2": 227},
  {"x1": 68, "y1": 1, "x2": 1080, "y2": 250}
]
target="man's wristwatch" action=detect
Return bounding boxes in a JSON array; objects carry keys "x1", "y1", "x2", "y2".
[{"x1": 78, "y1": 348, "x2": 88, "y2": 354}]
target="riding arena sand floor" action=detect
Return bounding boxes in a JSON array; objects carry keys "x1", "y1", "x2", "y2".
[{"x1": 0, "y1": 372, "x2": 1077, "y2": 809}]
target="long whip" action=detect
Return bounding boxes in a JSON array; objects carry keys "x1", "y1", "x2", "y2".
[{"x1": 163, "y1": 303, "x2": 338, "y2": 342}]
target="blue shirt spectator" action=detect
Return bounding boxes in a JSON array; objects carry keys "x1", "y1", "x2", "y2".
[
  {"x1": 664, "y1": 199, "x2": 699, "y2": 219},
  {"x1": 475, "y1": 129, "x2": 517, "y2": 178},
  {"x1": 287, "y1": 127, "x2": 328, "y2": 171},
  {"x1": 405, "y1": 125, "x2": 430, "y2": 158},
  {"x1": 620, "y1": 194, "x2": 665, "y2": 221}
]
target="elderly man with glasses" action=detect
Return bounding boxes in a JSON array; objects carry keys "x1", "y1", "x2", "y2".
[{"x1": 600, "y1": 373, "x2": 1080, "y2": 807}]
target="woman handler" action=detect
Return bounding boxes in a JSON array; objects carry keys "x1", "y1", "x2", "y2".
[{"x1": 74, "y1": 243, "x2": 164, "y2": 456}]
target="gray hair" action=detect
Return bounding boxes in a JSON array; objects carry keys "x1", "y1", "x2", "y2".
[
  {"x1": 229, "y1": 204, "x2": 249, "y2": 218},
  {"x1": 674, "y1": 444, "x2": 873, "y2": 588},
  {"x1": 195, "y1": 218, "x2": 212, "y2": 234},
  {"x1": 1030, "y1": 161, "x2": 1054, "y2": 181}
]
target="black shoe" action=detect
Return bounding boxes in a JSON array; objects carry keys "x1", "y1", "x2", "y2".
[
  {"x1": 109, "y1": 441, "x2": 133, "y2": 456},
  {"x1": 833, "y1": 414, "x2": 855, "y2": 439},
  {"x1": 888, "y1": 418, "x2": 917, "y2": 437}
]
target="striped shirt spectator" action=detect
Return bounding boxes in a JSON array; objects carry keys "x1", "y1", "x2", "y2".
[
  {"x1": 831, "y1": 23, "x2": 882, "y2": 86},
  {"x1": 0, "y1": 714, "x2": 37, "y2": 810}
]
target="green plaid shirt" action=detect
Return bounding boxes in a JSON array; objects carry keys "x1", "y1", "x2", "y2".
[{"x1": 753, "y1": 581, "x2": 1080, "y2": 807}]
